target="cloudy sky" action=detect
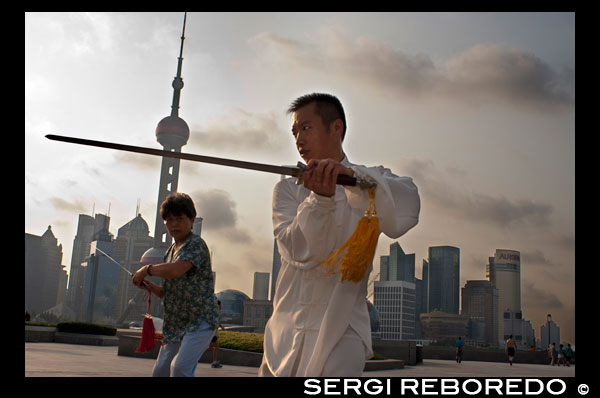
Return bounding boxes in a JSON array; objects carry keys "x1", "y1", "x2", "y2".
[{"x1": 25, "y1": 12, "x2": 575, "y2": 344}]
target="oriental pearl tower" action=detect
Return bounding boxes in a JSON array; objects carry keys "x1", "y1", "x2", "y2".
[{"x1": 140, "y1": 13, "x2": 190, "y2": 316}]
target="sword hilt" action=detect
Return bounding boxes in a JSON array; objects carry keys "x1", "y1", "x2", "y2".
[{"x1": 294, "y1": 162, "x2": 375, "y2": 189}]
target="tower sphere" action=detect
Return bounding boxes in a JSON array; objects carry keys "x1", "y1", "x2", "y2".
[
  {"x1": 155, "y1": 115, "x2": 190, "y2": 147},
  {"x1": 140, "y1": 246, "x2": 167, "y2": 266}
]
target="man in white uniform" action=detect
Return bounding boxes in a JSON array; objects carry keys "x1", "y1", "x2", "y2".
[{"x1": 259, "y1": 93, "x2": 420, "y2": 377}]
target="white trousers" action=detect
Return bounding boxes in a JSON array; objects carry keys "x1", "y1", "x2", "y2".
[
  {"x1": 259, "y1": 326, "x2": 365, "y2": 377},
  {"x1": 152, "y1": 319, "x2": 215, "y2": 377}
]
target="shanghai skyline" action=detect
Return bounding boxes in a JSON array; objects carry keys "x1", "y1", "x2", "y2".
[{"x1": 25, "y1": 12, "x2": 575, "y2": 344}]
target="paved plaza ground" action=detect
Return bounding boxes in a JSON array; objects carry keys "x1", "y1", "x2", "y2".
[{"x1": 25, "y1": 342, "x2": 575, "y2": 378}]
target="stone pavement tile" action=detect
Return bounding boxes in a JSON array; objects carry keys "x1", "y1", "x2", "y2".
[
  {"x1": 25, "y1": 342, "x2": 575, "y2": 378},
  {"x1": 25, "y1": 342, "x2": 258, "y2": 377}
]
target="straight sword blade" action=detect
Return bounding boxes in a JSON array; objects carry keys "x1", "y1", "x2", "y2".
[
  {"x1": 94, "y1": 247, "x2": 133, "y2": 276},
  {"x1": 45, "y1": 134, "x2": 358, "y2": 186},
  {"x1": 46, "y1": 134, "x2": 301, "y2": 177},
  {"x1": 94, "y1": 247, "x2": 150, "y2": 289}
]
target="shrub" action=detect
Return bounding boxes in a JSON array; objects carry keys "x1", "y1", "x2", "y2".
[
  {"x1": 56, "y1": 322, "x2": 117, "y2": 336},
  {"x1": 370, "y1": 352, "x2": 387, "y2": 360},
  {"x1": 216, "y1": 331, "x2": 264, "y2": 353},
  {"x1": 214, "y1": 331, "x2": 390, "y2": 359},
  {"x1": 26, "y1": 321, "x2": 56, "y2": 327}
]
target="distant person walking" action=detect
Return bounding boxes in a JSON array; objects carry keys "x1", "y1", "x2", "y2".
[
  {"x1": 455, "y1": 337, "x2": 464, "y2": 363},
  {"x1": 505, "y1": 335, "x2": 517, "y2": 366},
  {"x1": 550, "y1": 343, "x2": 557, "y2": 365},
  {"x1": 557, "y1": 344, "x2": 564, "y2": 366},
  {"x1": 206, "y1": 300, "x2": 226, "y2": 368},
  {"x1": 564, "y1": 343, "x2": 573, "y2": 367}
]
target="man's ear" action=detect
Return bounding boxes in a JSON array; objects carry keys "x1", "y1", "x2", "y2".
[{"x1": 330, "y1": 118, "x2": 344, "y2": 140}]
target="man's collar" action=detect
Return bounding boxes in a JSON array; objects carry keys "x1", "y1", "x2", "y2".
[{"x1": 340, "y1": 153, "x2": 351, "y2": 167}]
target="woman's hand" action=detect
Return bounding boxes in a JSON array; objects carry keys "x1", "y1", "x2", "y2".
[
  {"x1": 132, "y1": 265, "x2": 149, "y2": 288},
  {"x1": 143, "y1": 279, "x2": 163, "y2": 298}
]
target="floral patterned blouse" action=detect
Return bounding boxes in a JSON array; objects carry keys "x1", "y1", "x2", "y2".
[{"x1": 161, "y1": 232, "x2": 219, "y2": 344}]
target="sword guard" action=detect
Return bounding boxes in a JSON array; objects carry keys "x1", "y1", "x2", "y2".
[{"x1": 295, "y1": 162, "x2": 306, "y2": 185}]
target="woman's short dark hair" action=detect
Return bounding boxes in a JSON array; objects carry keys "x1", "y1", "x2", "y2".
[
  {"x1": 287, "y1": 93, "x2": 347, "y2": 141},
  {"x1": 160, "y1": 192, "x2": 197, "y2": 220}
]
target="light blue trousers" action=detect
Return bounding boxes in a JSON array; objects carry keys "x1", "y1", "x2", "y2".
[{"x1": 152, "y1": 319, "x2": 216, "y2": 377}]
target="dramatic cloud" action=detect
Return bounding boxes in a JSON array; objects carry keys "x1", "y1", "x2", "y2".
[
  {"x1": 522, "y1": 280, "x2": 564, "y2": 310},
  {"x1": 441, "y1": 44, "x2": 574, "y2": 111},
  {"x1": 188, "y1": 108, "x2": 286, "y2": 153},
  {"x1": 465, "y1": 194, "x2": 553, "y2": 228},
  {"x1": 49, "y1": 197, "x2": 88, "y2": 213},
  {"x1": 521, "y1": 249, "x2": 553, "y2": 266},
  {"x1": 249, "y1": 30, "x2": 573, "y2": 112},
  {"x1": 189, "y1": 189, "x2": 251, "y2": 243},
  {"x1": 191, "y1": 189, "x2": 237, "y2": 230},
  {"x1": 397, "y1": 157, "x2": 554, "y2": 228}
]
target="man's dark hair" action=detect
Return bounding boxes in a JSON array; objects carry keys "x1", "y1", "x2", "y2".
[
  {"x1": 287, "y1": 93, "x2": 347, "y2": 141},
  {"x1": 160, "y1": 192, "x2": 197, "y2": 220}
]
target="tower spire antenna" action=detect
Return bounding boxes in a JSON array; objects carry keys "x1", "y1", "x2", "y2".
[
  {"x1": 171, "y1": 12, "x2": 187, "y2": 117},
  {"x1": 153, "y1": 11, "x2": 190, "y2": 247}
]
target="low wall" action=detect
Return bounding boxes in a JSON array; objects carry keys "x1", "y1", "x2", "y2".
[
  {"x1": 364, "y1": 359, "x2": 404, "y2": 371},
  {"x1": 25, "y1": 325, "x2": 118, "y2": 346},
  {"x1": 422, "y1": 346, "x2": 572, "y2": 365},
  {"x1": 370, "y1": 340, "x2": 575, "y2": 365},
  {"x1": 25, "y1": 326, "x2": 56, "y2": 342},
  {"x1": 372, "y1": 339, "x2": 418, "y2": 365},
  {"x1": 54, "y1": 332, "x2": 118, "y2": 346}
]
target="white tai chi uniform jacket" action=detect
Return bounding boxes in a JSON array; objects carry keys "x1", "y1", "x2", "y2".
[{"x1": 262, "y1": 155, "x2": 421, "y2": 377}]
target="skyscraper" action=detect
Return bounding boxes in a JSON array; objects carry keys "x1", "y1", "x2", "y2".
[
  {"x1": 427, "y1": 246, "x2": 460, "y2": 314},
  {"x1": 374, "y1": 280, "x2": 417, "y2": 340},
  {"x1": 192, "y1": 217, "x2": 203, "y2": 236},
  {"x1": 540, "y1": 314, "x2": 561, "y2": 349},
  {"x1": 379, "y1": 242, "x2": 415, "y2": 282},
  {"x1": 82, "y1": 221, "x2": 118, "y2": 323},
  {"x1": 113, "y1": 212, "x2": 154, "y2": 324},
  {"x1": 379, "y1": 255, "x2": 389, "y2": 281},
  {"x1": 461, "y1": 280, "x2": 499, "y2": 345},
  {"x1": 66, "y1": 214, "x2": 95, "y2": 314},
  {"x1": 25, "y1": 226, "x2": 64, "y2": 314},
  {"x1": 489, "y1": 249, "x2": 521, "y2": 313},
  {"x1": 253, "y1": 272, "x2": 270, "y2": 300},
  {"x1": 487, "y1": 249, "x2": 521, "y2": 345}
]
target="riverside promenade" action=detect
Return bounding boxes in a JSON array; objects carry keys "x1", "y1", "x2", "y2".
[{"x1": 25, "y1": 342, "x2": 575, "y2": 378}]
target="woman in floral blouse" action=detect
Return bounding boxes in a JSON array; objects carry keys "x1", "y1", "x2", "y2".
[{"x1": 133, "y1": 192, "x2": 219, "y2": 377}]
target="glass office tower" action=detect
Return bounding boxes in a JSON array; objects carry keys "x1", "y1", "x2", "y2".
[{"x1": 427, "y1": 246, "x2": 460, "y2": 314}]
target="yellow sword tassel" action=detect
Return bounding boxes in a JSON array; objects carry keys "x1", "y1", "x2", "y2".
[{"x1": 323, "y1": 186, "x2": 380, "y2": 283}]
